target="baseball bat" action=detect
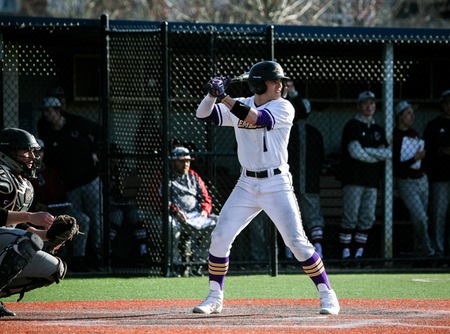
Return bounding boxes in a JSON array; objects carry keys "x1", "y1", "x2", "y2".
[
  {"x1": 229, "y1": 72, "x2": 249, "y2": 83},
  {"x1": 203, "y1": 72, "x2": 249, "y2": 93}
]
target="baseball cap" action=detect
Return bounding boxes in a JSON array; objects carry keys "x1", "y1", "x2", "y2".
[
  {"x1": 170, "y1": 147, "x2": 195, "y2": 160},
  {"x1": 50, "y1": 86, "x2": 65, "y2": 97},
  {"x1": 395, "y1": 101, "x2": 412, "y2": 115},
  {"x1": 41, "y1": 97, "x2": 62, "y2": 109},
  {"x1": 358, "y1": 91, "x2": 375, "y2": 103},
  {"x1": 440, "y1": 89, "x2": 450, "y2": 101}
]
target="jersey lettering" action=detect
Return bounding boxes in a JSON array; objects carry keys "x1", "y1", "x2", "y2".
[{"x1": 237, "y1": 120, "x2": 265, "y2": 129}]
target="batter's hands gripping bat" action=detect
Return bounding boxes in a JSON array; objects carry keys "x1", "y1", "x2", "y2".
[{"x1": 203, "y1": 72, "x2": 249, "y2": 93}]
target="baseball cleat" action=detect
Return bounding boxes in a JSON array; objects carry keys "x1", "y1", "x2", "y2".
[
  {"x1": 319, "y1": 289, "x2": 340, "y2": 315},
  {"x1": 0, "y1": 302, "x2": 16, "y2": 317},
  {"x1": 193, "y1": 293, "x2": 223, "y2": 314}
]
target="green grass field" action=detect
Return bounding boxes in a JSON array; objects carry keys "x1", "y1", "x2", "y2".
[{"x1": 4, "y1": 273, "x2": 450, "y2": 303}]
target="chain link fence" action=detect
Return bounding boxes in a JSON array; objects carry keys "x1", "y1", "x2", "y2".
[{"x1": 1, "y1": 16, "x2": 449, "y2": 276}]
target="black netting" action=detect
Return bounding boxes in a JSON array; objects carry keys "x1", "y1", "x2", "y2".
[{"x1": 1, "y1": 17, "x2": 450, "y2": 276}]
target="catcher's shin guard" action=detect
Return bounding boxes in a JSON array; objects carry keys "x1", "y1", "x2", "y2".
[
  {"x1": 0, "y1": 256, "x2": 67, "y2": 301},
  {"x1": 0, "y1": 232, "x2": 43, "y2": 291}
]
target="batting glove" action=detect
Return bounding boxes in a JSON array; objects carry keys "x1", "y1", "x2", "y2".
[{"x1": 209, "y1": 77, "x2": 229, "y2": 102}]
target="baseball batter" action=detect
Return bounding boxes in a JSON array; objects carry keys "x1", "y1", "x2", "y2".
[{"x1": 193, "y1": 61, "x2": 340, "y2": 315}]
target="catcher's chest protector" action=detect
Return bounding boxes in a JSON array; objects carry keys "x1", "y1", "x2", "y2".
[{"x1": 0, "y1": 167, "x2": 34, "y2": 212}]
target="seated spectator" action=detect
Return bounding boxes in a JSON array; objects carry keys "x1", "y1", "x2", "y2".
[{"x1": 165, "y1": 146, "x2": 217, "y2": 277}]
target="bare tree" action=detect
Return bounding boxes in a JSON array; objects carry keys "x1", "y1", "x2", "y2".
[{"x1": 18, "y1": 0, "x2": 450, "y2": 28}]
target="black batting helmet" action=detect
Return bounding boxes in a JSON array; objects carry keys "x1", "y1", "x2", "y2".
[
  {"x1": 0, "y1": 128, "x2": 41, "y2": 178},
  {"x1": 248, "y1": 61, "x2": 290, "y2": 95}
]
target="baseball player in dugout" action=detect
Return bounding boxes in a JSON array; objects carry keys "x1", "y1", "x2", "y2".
[
  {"x1": 393, "y1": 101, "x2": 435, "y2": 258},
  {"x1": 0, "y1": 128, "x2": 67, "y2": 317},
  {"x1": 338, "y1": 91, "x2": 392, "y2": 267},
  {"x1": 194, "y1": 60, "x2": 340, "y2": 315}
]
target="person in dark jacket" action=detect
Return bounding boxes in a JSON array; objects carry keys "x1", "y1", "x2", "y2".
[
  {"x1": 37, "y1": 96, "x2": 102, "y2": 270},
  {"x1": 338, "y1": 91, "x2": 391, "y2": 264}
]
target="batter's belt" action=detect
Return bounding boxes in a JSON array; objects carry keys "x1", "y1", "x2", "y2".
[{"x1": 246, "y1": 168, "x2": 281, "y2": 178}]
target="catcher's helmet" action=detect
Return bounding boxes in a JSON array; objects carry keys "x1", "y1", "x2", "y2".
[
  {"x1": 248, "y1": 61, "x2": 290, "y2": 95},
  {"x1": 0, "y1": 128, "x2": 41, "y2": 178}
]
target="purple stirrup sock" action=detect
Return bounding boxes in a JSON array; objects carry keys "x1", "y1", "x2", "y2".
[
  {"x1": 208, "y1": 253, "x2": 229, "y2": 290},
  {"x1": 300, "y1": 251, "x2": 331, "y2": 290}
]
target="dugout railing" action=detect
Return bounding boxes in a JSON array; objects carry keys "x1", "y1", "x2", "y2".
[{"x1": 1, "y1": 14, "x2": 449, "y2": 276}]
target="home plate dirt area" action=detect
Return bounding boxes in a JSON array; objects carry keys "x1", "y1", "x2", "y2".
[{"x1": 2, "y1": 299, "x2": 450, "y2": 334}]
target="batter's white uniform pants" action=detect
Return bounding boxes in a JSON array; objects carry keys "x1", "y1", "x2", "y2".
[{"x1": 209, "y1": 171, "x2": 315, "y2": 262}]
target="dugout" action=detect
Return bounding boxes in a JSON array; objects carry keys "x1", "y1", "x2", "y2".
[{"x1": 1, "y1": 14, "x2": 449, "y2": 276}]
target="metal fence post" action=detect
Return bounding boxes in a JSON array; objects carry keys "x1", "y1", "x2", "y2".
[
  {"x1": 383, "y1": 42, "x2": 394, "y2": 260},
  {"x1": 100, "y1": 13, "x2": 110, "y2": 270},
  {"x1": 161, "y1": 21, "x2": 171, "y2": 277},
  {"x1": 266, "y1": 24, "x2": 278, "y2": 277}
]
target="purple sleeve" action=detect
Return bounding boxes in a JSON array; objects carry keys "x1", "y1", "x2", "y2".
[{"x1": 254, "y1": 109, "x2": 275, "y2": 130}]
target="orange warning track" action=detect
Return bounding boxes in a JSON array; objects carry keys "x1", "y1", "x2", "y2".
[{"x1": 2, "y1": 299, "x2": 450, "y2": 334}]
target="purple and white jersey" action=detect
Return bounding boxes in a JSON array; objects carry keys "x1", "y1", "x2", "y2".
[{"x1": 214, "y1": 96, "x2": 294, "y2": 171}]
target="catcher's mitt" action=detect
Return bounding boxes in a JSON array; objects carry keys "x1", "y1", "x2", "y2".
[{"x1": 45, "y1": 214, "x2": 82, "y2": 254}]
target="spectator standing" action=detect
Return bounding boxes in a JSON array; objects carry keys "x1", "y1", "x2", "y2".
[
  {"x1": 393, "y1": 101, "x2": 435, "y2": 258},
  {"x1": 0, "y1": 128, "x2": 66, "y2": 317},
  {"x1": 423, "y1": 89, "x2": 450, "y2": 262},
  {"x1": 167, "y1": 146, "x2": 217, "y2": 277},
  {"x1": 338, "y1": 91, "x2": 391, "y2": 265},
  {"x1": 287, "y1": 82, "x2": 325, "y2": 258},
  {"x1": 37, "y1": 96, "x2": 103, "y2": 270}
]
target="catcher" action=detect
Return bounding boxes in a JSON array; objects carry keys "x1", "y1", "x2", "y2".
[{"x1": 0, "y1": 128, "x2": 79, "y2": 317}]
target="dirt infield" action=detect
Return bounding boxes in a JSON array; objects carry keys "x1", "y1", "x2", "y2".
[{"x1": 2, "y1": 299, "x2": 449, "y2": 333}]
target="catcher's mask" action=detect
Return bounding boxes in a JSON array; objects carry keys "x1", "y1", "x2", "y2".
[
  {"x1": 0, "y1": 128, "x2": 41, "y2": 179},
  {"x1": 248, "y1": 60, "x2": 290, "y2": 97}
]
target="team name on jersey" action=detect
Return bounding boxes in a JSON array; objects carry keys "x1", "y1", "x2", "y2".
[{"x1": 237, "y1": 120, "x2": 265, "y2": 129}]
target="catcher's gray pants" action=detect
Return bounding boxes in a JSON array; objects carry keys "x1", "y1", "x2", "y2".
[{"x1": 0, "y1": 228, "x2": 60, "y2": 289}]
